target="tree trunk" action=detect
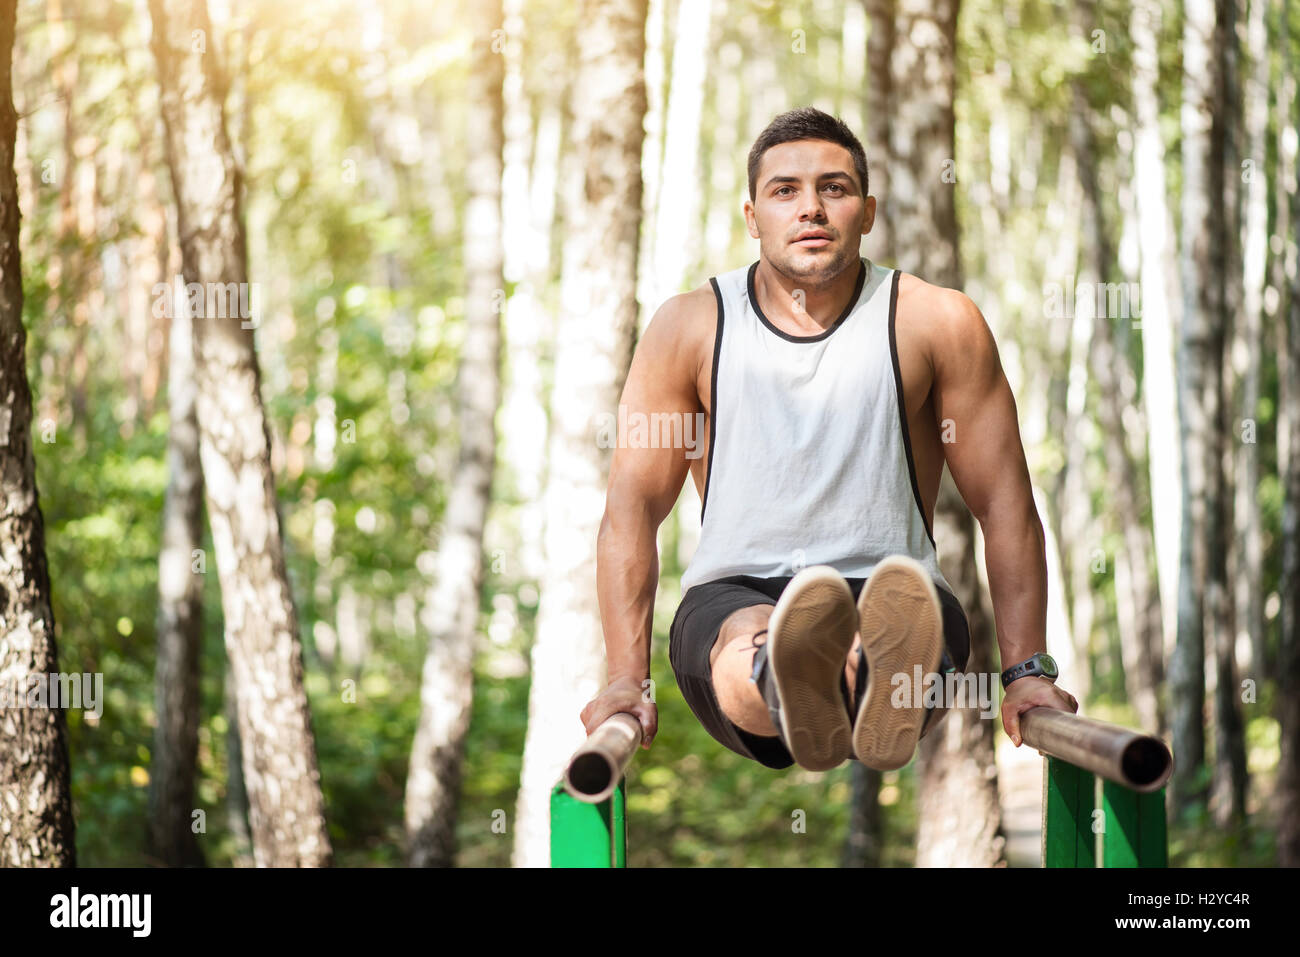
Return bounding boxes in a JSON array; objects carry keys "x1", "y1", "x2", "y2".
[
  {"x1": 223, "y1": 677, "x2": 253, "y2": 867},
  {"x1": 1275, "y1": 0, "x2": 1296, "y2": 511},
  {"x1": 887, "y1": 0, "x2": 961, "y2": 287},
  {"x1": 500, "y1": 0, "x2": 562, "y2": 588},
  {"x1": 511, "y1": 0, "x2": 647, "y2": 868},
  {"x1": 1173, "y1": 0, "x2": 1242, "y2": 818},
  {"x1": 650, "y1": 0, "x2": 712, "y2": 305},
  {"x1": 917, "y1": 478, "x2": 1007, "y2": 866},
  {"x1": 1062, "y1": 299, "x2": 1096, "y2": 698},
  {"x1": 147, "y1": 0, "x2": 331, "y2": 866},
  {"x1": 1130, "y1": 0, "x2": 1184, "y2": 664},
  {"x1": 0, "y1": 0, "x2": 77, "y2": 868},
  {"x1": 148, "y1": 299, "x2": 207, "y2": 868},
  {"x1": 1206, "y1": 0, "x2": 1247, "y2": 830},
  {"x1": 702, "y1": 2, "x2": 743, "y2": 274},
  {"x1": 1037, "y1": 147, "x2": 1086, "y2": 701},
  {"x1": 1277, "y1": 0, "x2": 1300, "y2": 868},
  {"x1": 404, "y1": 0, "x2": 505, "y2": 868},
  {"x1": 886, "y1": 0, "x2": 1005, "y2": 868},
  {"x1": 1233, "y1": 0, "x2": 1267, "y2": 688},
  {"x1": 862, "y1": 0, "x2": 894, "y2": 264},
  {"x1": 1066, "y1": 53, "x2": 1165, "y2": 733},
  {"x1": 841, "y1": 763, "x2": 884, "y2": 867}
]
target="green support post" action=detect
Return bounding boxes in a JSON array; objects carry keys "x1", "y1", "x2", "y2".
[
  {"x1": 1043, "y1": 756, "x2": 1095, "y2": 867},
  {"x1": 550, "y1": 776, "x2": 627, "y2": 867},
  {"x1": 1042, "y1": 756, "x2": 1168, "y2": 868},
  {"x1": 1101, "y1": 780, "x2": 1168, "y2": 867}
]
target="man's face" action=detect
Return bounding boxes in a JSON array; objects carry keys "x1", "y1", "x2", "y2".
[{"x1": 744, "y1": 139, "x2": 874, "y2": 288}]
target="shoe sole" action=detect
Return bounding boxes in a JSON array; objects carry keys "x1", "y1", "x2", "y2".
[
  {"x1": 852, "y1": 556, "x2": 945, "y2": 770},
  {"x1": 766, "y1": 566, "x2": 857, "y2": 771}
]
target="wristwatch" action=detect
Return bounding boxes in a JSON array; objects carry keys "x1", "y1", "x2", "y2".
[{"x1": 1001, "y1": 652, "x2": 1059, "y2": 688}]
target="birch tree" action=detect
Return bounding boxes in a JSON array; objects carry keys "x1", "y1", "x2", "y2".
[
  {"x1": 1172, "y1": 0, "x2": 1246, "y2": 821},
  {"x1": 0, "y1": 0, "x2": 76, "y2": 868},
  {"x1": 1130, "y1": 0, "x2": 1183, "y2": 661},
  {"x1": 404, "y1": 0, "x2": 505, "y2": 867},
  {"x1": 147, "y1": 297, "x2": 206, "y2": 867},
  {"x1": 512, "y1": 0, "x2": 648, "y2": 868},
  {"x1": 147, "y1": 0, "x2": 330, "y2": 867},
  {"x1": 1277, "y1": 0, "x2": 1300, "y2": 869}
]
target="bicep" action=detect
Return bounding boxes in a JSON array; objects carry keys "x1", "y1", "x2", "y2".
[
  {"x1": 603, "y1": 304, "x2": 699, "y2": 527},
  {"x1": 930, "y1": 295, "x2": 1032, "y2": 524}
]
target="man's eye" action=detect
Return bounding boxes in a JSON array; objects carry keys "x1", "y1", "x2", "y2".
[
  {"x1": 825, "y1": 184, "x2": 844, "y2": 193},
  {"x1": 776, "y1": 187, "x2": 793, "y2": 196}
]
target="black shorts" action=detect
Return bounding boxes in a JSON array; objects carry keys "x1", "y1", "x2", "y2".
[{"x1": 668, "y1": 574, "x2": 972, "y2": 769}]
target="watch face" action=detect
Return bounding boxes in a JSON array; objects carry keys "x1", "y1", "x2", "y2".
[{"x1": 1039, "y1": 654, "x2": 1058, "y2": 677}]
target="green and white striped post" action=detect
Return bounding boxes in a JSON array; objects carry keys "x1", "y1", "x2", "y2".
[{"x1": 1026, "y1": 708, "x2": 1171, "y2": 868}]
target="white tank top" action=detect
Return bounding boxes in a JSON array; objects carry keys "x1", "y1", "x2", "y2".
[{"x1": 680, "y1": 257, "x2": 955, "y2": 598}]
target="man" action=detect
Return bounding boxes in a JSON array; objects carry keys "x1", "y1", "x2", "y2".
[{"x1": 581, "y1": 107, "x2": 1077, "y2": 772}]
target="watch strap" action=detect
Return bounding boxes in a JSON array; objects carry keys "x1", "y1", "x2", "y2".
[{"x1": 1001, "y1": 653, "x2": 1054, "y2": 688}]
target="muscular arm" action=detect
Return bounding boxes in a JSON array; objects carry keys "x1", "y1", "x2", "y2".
[
  {"x1": 929, "y1": 290, "x2": 1077, "y2": 740},
  {"x1": 596, "y1": 294, "x2": 701, "y2": 685},
  {"x1": 930, "y1": 291, "x2": 1047, "y2": 670}
]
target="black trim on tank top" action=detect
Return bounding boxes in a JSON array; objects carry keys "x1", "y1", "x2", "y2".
[
  {"x1": 700, "y1": 276, "x2": 725, "y2": 522},
  {"x1": 747, "y1": 257, "x2": 867, "y2": 343},
  {"x1": 887, "y1": 269, "x2": 937, "y2": 549}
]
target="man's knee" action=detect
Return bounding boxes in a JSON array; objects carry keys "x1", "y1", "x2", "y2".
[
  {"x1": 709, "y1": 603, "x2": 773, "y2": 668},
  {"x1": 710, "y1": 620, "x2": 776, "y2": 736}
]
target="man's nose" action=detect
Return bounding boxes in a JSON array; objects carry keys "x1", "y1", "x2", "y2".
[{"x1": 798, "y1": 194, "x2": 827, "y2": 220}]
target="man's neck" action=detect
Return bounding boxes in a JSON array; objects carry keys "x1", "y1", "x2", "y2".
[{"x1": 754, "y1": 257, "x2": 863, "y2": 334}]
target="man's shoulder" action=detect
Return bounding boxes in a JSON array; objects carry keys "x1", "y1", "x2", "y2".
[
  {"x1": 644, "y1": 281, "x2": 718, "y2": 350},
  {"x1": 894, "y1": 271, "x2": 978, "y2": 319},
  {"x1": 638, "y1": 281, "x2": 719, "y2": 385},
  {"x1": 658, "y1": 281, "x2": 719, "y2": 325},
  {"x1": 894, "y1": 272, "x2": 988, "y2": 344},
  {"x1": 894, "y1": 271, "x2": 997, "y2": 379}
]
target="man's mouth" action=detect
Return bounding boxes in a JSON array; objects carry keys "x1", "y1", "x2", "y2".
[{"x1": 793, "y1": 232, "x2": 832, "y2": 247}]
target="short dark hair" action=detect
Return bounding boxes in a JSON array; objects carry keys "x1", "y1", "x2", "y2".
[{"x1": 747, "y1": 107, "x2": 869, "y2": 202}]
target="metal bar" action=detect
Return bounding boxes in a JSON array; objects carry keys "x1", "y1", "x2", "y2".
[
  {"x1": 550, "y1": 713, "x2": 642, "y2": 867},
  {"x1": 562, "y1": 712, "x2": 643, "y2": 803},
  {"x1": 1019, "y1": 707, "x2": 1173, "y2": 793}
]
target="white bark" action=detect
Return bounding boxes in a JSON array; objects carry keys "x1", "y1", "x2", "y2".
[
  {"x1": 1130, "y1": 0, "x2": 1184, "y2": 660},
  {"x1": 148, "y1": 0, "x2": 331, "y2": 866},
  {"x1": 404, "y1": 0, "x2": 504, "y2": 867},
  {"x1": 651, "y1": 0, "x2": 712, "y2": 306},
  {"x1": 1235, "y1": 0, "x2": 1268, "y2": 681},
  {"x1": 512, "y1": 0, "x2": 647, "y2": 867}
]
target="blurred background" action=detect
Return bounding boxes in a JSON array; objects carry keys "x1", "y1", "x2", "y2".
[{"x1": 1, "y1": 0, "x2": 1295, "y2": 866}]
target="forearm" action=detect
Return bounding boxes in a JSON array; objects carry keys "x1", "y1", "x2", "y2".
[
  {"x1": 596, "y1": 504, "x2": 661, "y2": 684},
  {"x1": 978, "y1": 497, "x2": 1049, "y2": 672}
]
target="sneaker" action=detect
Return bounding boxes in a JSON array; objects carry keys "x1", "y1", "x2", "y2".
[
  {"x1": 851, "y1": 556, "x2": 945, "y2": 770},
  {"x1": 749, "y1": 566, "x2": 857, "y2": 771},
  {"x1": 849, "y1": 641, "x2": 956, "y2": 740}
]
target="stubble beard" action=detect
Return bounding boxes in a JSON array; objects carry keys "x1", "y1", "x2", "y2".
[{"x1": 765, "y1": 240, "x2": 860, "y2": 292}]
